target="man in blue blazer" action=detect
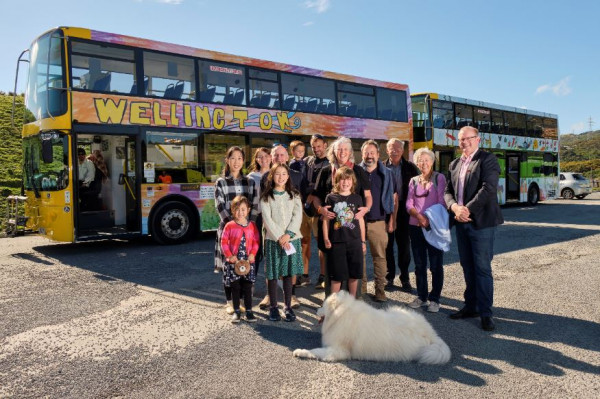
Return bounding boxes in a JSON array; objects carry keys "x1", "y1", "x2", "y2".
[{"x1": 444, "y1": 126, "x2": 504, "y2": 331}]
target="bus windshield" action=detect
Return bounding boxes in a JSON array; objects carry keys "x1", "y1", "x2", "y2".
[
  {"x1": 23, "y1": 133, "x2": 69, "y2": 192},
  {"x1": 26, "y1": 30, "x2": 67, "y2": 120}
]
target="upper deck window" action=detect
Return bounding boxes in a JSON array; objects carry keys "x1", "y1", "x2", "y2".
[
  {"x1": 337, "y1": 82, "x2": 376, "y2": 118},
  {"x1": 71, "y1": 41, "x2": 135, "y2": 94},
  {"x1": 377, "y1": 88, "x2": 408, "y2": 122},
  {"x1": 527, "y1": 115, "x2": 544, "y2": 138},
  {"x1": 248, "y1": 68, "x2": 279, "y2": 109},
  {"x1": 543, "y1": 118, "x2": 558, "y2": 139},
  {"x1": 454, "y1": 104, "x2": 474, "y2": 129},
  {"x1": 281, "y1": 73, "x2": 336, "y2": 114},
  {"x1": 432, "y1": 100, "x2": 453, "y2": 129},
  {"x1": 474, "y1": 107, "x2": 491, "y2": 133},
  {"x1": 198, "y1": 60, "x2": 246, "y2": 105},
  {"x1": 490, "y1": 109, "x2": 506, "y2": 134},
  {"x1": 144, "y1": 52, "x2": 195, "y2": 100}
]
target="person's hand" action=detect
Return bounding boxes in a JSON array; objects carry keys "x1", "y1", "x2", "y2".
[
  {"x1": 453, "y1": 205, "x2": 472, "y2": 223},
  {"x1": 355, "y1": 206, "x2": 370, "y2": 219},
  {"x1": 320, "y1": 205, "x2": 335, "y2": 220},
  {"x1": 228, "y1": 255, "x2": 238, "y2": 263},
  {"x1": 278, "y1": 233, "x2": 291, "y2": 247},
  {"x1": 324, "y1": 239, "x2": 332, "y2": 249},
  {"x1": 248, "y1": 254, "x2": 255, "y2": 262},
  {"x1": 417, "y1": 214, "x2": 430, "y2": 228},
  {"x1": 362, "y1": 241, "x2": 367, "y2": 254},
  {"x1": 387, "y1": 219, "x2": 396, "y2": 233}
]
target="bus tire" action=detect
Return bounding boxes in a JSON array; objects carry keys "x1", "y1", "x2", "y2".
[
  {"x1": 151, "y1": 201, "x2": 195, "y2": 245},
  {"x1": 561, "y1": 188, "x2": 574, "y2": 200},
  {"x1": 527, "y1": 185, "x2": 539, "y2": 206}
]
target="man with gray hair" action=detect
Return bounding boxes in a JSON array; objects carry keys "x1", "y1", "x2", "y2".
[
  {"x1": 384, "y1": 138, "x2": 419, "y2": 292},
  {"x1": 359, "y1": 140, "x2": 397, "y2": 302}
]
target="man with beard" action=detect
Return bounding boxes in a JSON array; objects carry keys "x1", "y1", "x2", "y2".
[{"x1": 359, "y1": 140, "x2": 397, "y2": 302}]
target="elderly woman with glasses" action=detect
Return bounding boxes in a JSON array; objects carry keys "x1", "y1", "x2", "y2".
[{"x1": 405, "y1": 147, "x2": 448, "y2": 313}]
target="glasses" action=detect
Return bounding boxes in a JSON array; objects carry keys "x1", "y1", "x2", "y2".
[{"x1": 458, "y1": 136, "x2": 478, "y2": 143}]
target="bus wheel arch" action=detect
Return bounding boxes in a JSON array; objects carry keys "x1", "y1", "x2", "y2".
[
  {"x1": 149, "y1": 197, "x2": 198, "y2": 244},
  {"x1": 527, "y1": 183, "x2": 539, "y2": 206}
]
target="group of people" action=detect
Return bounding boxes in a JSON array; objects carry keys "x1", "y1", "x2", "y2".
[{"x1": 214, "y1": 126, "x2": 503, "y2": 332}]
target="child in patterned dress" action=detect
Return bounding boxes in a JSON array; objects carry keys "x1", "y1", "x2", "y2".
[{"x1": 260, "y1": 164, "x2": 304, "y2": 322}]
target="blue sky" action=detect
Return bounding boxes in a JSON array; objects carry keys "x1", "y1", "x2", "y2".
[{"x1": 2, "y1": 0, "x2": 599, "y2": 135}]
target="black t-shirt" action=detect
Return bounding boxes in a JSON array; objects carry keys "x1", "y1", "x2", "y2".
[
  {"x1": 313, "y1": 164, "x2": 371, "y2": 204},
  {"x1": 366, "y1": 168, "x2": 385, "y2": 221},
  {"x1": 324, "y1": 193, "x2": 363, "y2": 243},
  {"x1": 305, "y1": 156, "x2": 329, "y2": 192}
]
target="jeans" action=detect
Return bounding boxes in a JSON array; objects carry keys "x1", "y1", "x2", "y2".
[
  {"x1": 409, "y1": 225, "x2": 444, "y2": 303},
  {"x1": 386, "y1": 206, "x2": 411, "y2": 285},
  {"x1": 455, "y1": 223, "x2": 496, "y2": 317}
]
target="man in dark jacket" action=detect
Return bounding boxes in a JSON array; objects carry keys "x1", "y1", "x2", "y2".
[{"x1": 444, "y1": 126, "x2": 504, "y2": 331}]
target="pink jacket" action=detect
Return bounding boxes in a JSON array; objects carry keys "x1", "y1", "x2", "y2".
[{"x1": 221, "y1": 221, "x2": 260, "y2": 259}]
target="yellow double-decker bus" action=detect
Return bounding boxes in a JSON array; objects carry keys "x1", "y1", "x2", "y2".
[
  {"x1": 15, "y1": 27, "x2": 413, "y2": 244},
  {"x1": 411, "y1": 93, "x2": 559, "y2": 205}
]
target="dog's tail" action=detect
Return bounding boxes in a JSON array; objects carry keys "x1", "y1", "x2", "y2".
[{"x1": 417, "y1": 335, "x2": 451, "y2": 365}]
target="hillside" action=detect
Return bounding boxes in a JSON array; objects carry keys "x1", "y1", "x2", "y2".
[{"x1": 559, "y1": 130, "x2": 600, "y2": 180}]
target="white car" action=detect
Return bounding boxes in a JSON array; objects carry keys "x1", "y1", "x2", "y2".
[{"x1": 559, "y1": 172, "x2": 592, "y2": 199}]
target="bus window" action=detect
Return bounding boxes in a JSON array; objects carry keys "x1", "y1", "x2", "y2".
[
  {"x1": 474, "y1": 107, "x2": 491, "y2": 133},
  {"x1": 376, "y1": 88, "x2": 408, "y2": 122},
  {"x1": 145, "y1": 131, "x2": 201, "y2": 183},
  {"x1": 203, "y1": 134, "x2": 247, "y2": 181},
  {"x1": 281, "y1": 73, "x2": 336, "y2": 114},
  {"x1": 505, "y1": 112, "x2": 526, "y2": 136},
  {"x1": 144, "y1": 52, "x2": 195, "y2": 100},
  {"x1": 198, "y1": 60, "x2": 246, "y2": 105},
  {"x1": 71, "y1": 41, "x2": 135, "y2": 94},
  {"x1": 432, "y1": 100, "x2": 453, "y2": 129},
  {"x1": 490, "y1": 109, "x2": 506, "y2": 134},
  {"x1": 337, "y1": 83, "x2": 375, "y2": 118},
  {"x1": 454, "y1": 104, "x2": 473, "y2": 129},
  {"x1": 248, "y1": 69, "x2": 280, "y2": 109},
  {"x1": 526, "y1": 115, "x2": 544, "y2": 138},
  {"x1": 543, "y1": 118, "x2": 558, "y2": 139}
]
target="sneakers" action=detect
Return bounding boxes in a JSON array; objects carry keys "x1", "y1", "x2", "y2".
[
  {"x1": 284, "y1": 308, "x2": 296, "y2": 322},
  {"x1": 225, "y1": 301, "x2": 235, "y2": 315},
  {"x1": 245, "y1": 310, "x2": 257, "y2": 323},
  {"x1": 231, "y1": 310, "x2": 241, "y2": 323},
  {"x1": 298, "y1": 275, "x2": 311, "y2": 287},
  {"x1": 291, "y1": 295, "x2": 301, "y2": 309},
  {"x1": 315, "y1": 274, "x2": 325, "y2": 290},
  {"x1": 268, "y1": 307, "x2": 281, "y2": 322},
  {"x1": 373, "y1": 288, "x2": 388, "y2": 303},
  {"x1": 408, "y1": 297, "x2": 429, "y2": 309},
  {"x1": 258, "y1": 295, "x2": 270, "y2": 310},
  {"x1": 427, "y1": 302, "x2": 440, "y2": 313}
]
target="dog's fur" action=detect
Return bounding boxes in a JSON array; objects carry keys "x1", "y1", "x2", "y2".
[{"x1": 293, "y1": 291, "x2": 451, "y2": 364}]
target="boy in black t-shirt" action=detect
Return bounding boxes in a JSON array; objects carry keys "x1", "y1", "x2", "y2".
[{"x1": 323, "y1": 167, "x2": 366, "y2": 297}]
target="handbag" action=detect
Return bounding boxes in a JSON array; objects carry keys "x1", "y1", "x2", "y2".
[{"x1": 234, "y1": 259, "x2": 251, "y2": 276}]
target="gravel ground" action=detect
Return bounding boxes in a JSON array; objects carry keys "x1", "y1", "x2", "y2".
[{"x1": 1, "y1": 194, "x2": 599, "y2": 398}]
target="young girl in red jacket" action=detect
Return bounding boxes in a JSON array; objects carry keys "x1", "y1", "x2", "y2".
[{"x1": 221, "y1": 196, "x2": 260, "y2": 323}]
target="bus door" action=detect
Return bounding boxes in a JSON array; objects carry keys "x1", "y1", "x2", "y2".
[
  {"x1": 506, "y1": 153, "x2": 520, "y2": 201},
  {"x1": 124, "y1": 138, "x2": 140, "y2": 231}
]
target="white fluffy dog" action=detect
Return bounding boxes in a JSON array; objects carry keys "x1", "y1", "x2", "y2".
[{"x1": 293, "y1": 291, "x2": 451, "y2": 364}]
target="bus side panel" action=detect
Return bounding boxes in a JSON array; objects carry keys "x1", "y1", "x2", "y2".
[
  {"x1": 140, "y1": 183, "x2": 218, "y2": 234},
  {"x1": 26, "y1": 189, "x2": 75, "y2": 242}
]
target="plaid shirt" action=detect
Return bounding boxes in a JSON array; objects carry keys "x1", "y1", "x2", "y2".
[{"x1": 214, "y1": 175, "x2": 259, "y2": 224}]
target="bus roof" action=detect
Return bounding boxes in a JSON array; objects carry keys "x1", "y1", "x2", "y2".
[
  {"x1": 412, "y1": 92, "x2": 558, "y2": 119},
  {"x1": 40, "y1": 26, "x2": 410, "y2": 92}
]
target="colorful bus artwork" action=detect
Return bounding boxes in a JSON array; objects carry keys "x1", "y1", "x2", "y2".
[
  {"x1": 15, "y1": 27, "x2": 413, "y2": 244},
  {"x1": 411, "y1": 93, "x2": 559, "y2": 205}
]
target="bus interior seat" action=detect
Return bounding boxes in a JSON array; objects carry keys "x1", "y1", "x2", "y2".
[
  {"x1": 200, "y1": 86, "x2": 216, "y2": 102},
  {"x1": 326, "y1": 102, "x2": 336, "y2": 114},
  {"x1": 283, "y1": 96, "x2": 296, "y2": 110},
  {"x1": 433, "y1": 117, "x2": 444, "y2": 128},
  {"x1": 250, "y1": 94, "x2": 262, "y2": 107},
  {"x1": 92, "y1": 73, "x2": 112, "y2": 92},
  {"x1": 306, "y1": 99, "x2": 318, "y2": 112},
  {"x1": 130, "y1": 76, "x2": 149, "y2": 95},
  {"x1": 317, "y1": 101, "x2": 328, "y2": 113},
  {"x1": 273, "y1": 99, "x2": 280, "y2": 108},
  {"x1": 296, "y1": 101, "x2": 306, "y2": 112},
  {"x1": 224, "y1": 92, "x2": 234, "y2": 103},
  {"x1": 233, "y1": 89, "x2": 245, "y2": 105},
  {"x1": 172, "y1": 81, "x2": 185, "y2": 99},
  {"x1": 260, "y1": 93, "x2": 271, "y2": 108},
  {"x1": 163, "y1": 83, "x2": 175, "y2": 98},
  {"x1": 346, "y1": 105, "x2": 358, "y2": 117}
]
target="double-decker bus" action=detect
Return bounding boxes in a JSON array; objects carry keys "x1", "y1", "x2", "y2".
[
  {"x1": 15, "y1": 27, "x2": 412, "y2": 244},
  {"x1": 411, "y1": 93, "x2": 559, "y2": 205}
]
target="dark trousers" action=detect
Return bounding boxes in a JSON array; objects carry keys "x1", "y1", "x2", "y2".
[
  {"x1": 386, "y1": 205, "x2": 412, "y2": 285},
  {"x1": 230, "y1": 279, "x2": 253, "y2": 311},
  {"x1": 455, "y1": 223, "x2": 496, "y2": 317},
  {"x1": 409, "y1": 225, "x2": 444, "y2": 303}
]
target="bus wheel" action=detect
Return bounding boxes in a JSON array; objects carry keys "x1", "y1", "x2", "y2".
[
  {"x1": 152, "y1": 201, "x2": 194, "y2": 244},
  {"x1": 527, "y1": 185, "x2": 539, "y2": 205},
  {"x1": 561, "y1": 188, "x2": 574, "y2": 200}
]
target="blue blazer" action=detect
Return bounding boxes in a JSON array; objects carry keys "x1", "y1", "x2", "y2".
[{"x1": 444, "y1": 150, "x2": 504, "y2": 229}]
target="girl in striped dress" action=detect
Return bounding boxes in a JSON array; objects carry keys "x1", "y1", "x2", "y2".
[
  {"x1": 260, "y1": 164, "x2": 303, "y2": 322},
  {"x1": 214, "y1": 146, "x2": 259, "y2": 315}
]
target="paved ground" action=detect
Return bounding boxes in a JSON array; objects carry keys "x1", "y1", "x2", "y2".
[{"x1": 1, "y1": 194, "x2": 599, "y2": 398}]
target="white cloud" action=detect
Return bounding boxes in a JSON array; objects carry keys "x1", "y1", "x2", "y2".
[
  {"x1": 569, "y1": 122, "x2": 586, "y2": 134},
  {"x1": 304, "y1": 0, "x2": 331, "y2": 13},
  {"x1": 303, "y1": 21, "x2": 315, "y2": 26},
  {"x1": 157, "y1": 0, "x2": 183, "y2": 4},
  {"x1": 535, "y1": 76, "x2": 572, "y2": 96}
]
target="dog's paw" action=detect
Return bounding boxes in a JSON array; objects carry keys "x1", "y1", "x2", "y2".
[{"x1": 293, "y1": 349, "x2": 316, "y2": 359}]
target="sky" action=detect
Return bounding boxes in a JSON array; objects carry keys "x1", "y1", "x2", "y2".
[{"x1": 1, "y1": 0, "x2": 599, "y2": 135}]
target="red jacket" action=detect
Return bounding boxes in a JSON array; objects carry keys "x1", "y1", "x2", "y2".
[{"x1": 221, "y1": 220, "x2": 260, "y2": 259}]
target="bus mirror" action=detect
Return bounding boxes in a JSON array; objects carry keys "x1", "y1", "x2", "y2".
[
  {"x1": 118, "y1": 174, "x2": 125, "y2": 185},
  {"x1": 41, "y1": 140, "x2": 53, "y2": 163}
]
